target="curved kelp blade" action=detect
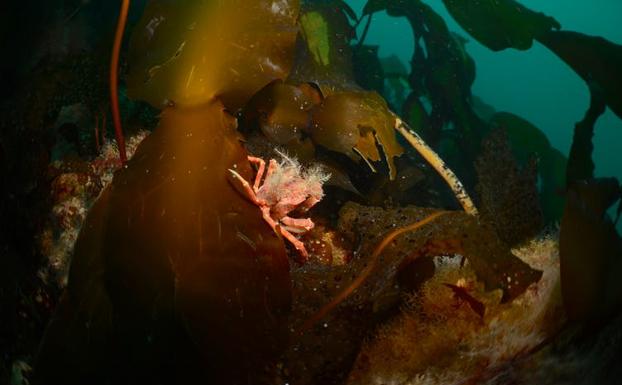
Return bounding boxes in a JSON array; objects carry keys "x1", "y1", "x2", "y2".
[
  {"x1": 538, "y1": 30, "x2": 622, "y2": 120},
  {"x1": 243, "y1": 80, "x2": 320, "y2": 146},
  {"x1": 127, "y1": 0, "x2": 300, "y2": 109},
  {"x1": 364, "y1": 0, "x2": 486, "y2": 155},
  {"x1": 352, "y1": 44, "x2": 386, "y2": 96},
  {"x1": 441, "y1": 0, "x2": 560, "y2": 51},
  {"x1": 566, "y1": 87, "x2": 607, "y2": 185},
  {"x1": 338, "y1": 203, "x2": 542, "y2": 304},
  {"x1": 560, "y1": 179, "x2": 622, "y2": 324},
  {"x1": 310, "y1": 91, "x2": 404, "y2": 179},
  {"x1": 36, "y1": 102, "x2": 291, "y2": 384}
]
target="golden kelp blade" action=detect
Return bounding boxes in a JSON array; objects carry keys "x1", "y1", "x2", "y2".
[
  {"x1": 127, "y1": 0, "x2": 300, "y2": 109},
  {"x1": 311, "y1": 91, "x2": 404, "y2": 179},
  {"x1": 37, "y1": 101, "x2": 292, "y2": 383}
]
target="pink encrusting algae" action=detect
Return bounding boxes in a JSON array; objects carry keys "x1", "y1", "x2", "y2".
[{"x1": 39, "y1": 131, "x2": 149, "y2": 286}]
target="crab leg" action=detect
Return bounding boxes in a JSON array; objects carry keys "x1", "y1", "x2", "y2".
[
  {"x1": 278, "y1": 226, "x2": 309, "y2": 261},
  {"x1": 281, "y1": 216, "x2": 314, "y2": 233},
  {"x1": 259, "y1": 206, "x2": 280, "y2": 231},
  {"x1": 264, "y1": 159, "x2": 278, "y2": 183},
  {"x1": 247, "y1": 156, "x2": 266, "y2": 192},
  {"x1": 228, "y1": 169, "x2": 262, "y2": 205},
  {"x1": 261, "y1": 207, "x2": 310, "y2": 261}
]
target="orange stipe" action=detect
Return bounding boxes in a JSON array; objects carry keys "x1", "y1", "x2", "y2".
[
  {"x1": 299, "y1": 211, "x2": 448, "y2": 334},
  {"x1": 110, "y1": 0, "x2": 130, "y2": 164}
]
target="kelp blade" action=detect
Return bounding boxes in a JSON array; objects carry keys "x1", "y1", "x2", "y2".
[{"x1": 127, "y1": 0, "x2": 300, "y2": 109}]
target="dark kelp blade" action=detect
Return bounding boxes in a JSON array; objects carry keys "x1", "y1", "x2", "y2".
[
  {"x1": 560, "y1": 179, "x2": 622, "y2": 323},
  {"x1": 538, "y1": 30, "x2": 622, "y2": 120},
  {"x1": 37, "y1": 102, "x2": 292, "y2": 383},
  {"x1": 364, "y1": 0, "x2": 485, "y2": 153},
  {"x1": 441, "y1": 0, "x2": 560, "y2": 51},
  {"x1": 242, "y1": 80, "x2": 320, "y2": 145},
  {"x1": 338, "y1": 203, "x2": 542, "y2": 304},
  {"x1": 289, "y1": 2, "x2": 357, "y2": 95},
  {"x1": 127, "y1": 0, "x2": 300, "y2": 109},
  {"x1": 310, "y1": 91, "x2": 404, "y2": 179},
  {"x1": 566, "y1": 86, "x2": 607, "y2": 185}
]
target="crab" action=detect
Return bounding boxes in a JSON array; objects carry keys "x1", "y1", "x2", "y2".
[{"x1": 228, "y1": 151, "x2": 330, "y2": 261}]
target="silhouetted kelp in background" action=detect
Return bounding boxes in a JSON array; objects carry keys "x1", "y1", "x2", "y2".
[{"x1": 361, "y1": 0, "x2": 622, "y2": 332}]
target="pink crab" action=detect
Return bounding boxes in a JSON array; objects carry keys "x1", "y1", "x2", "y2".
[{"x1": 228, "y1": 151, "x2": 330, "y2": 261}]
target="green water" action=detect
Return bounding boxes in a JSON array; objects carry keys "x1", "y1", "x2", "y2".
[{"x1": 348, "y1": 0, "x2": 622, "y2": 229}]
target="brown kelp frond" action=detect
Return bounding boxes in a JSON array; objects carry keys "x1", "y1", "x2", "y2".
[
  {"x1": 299, "y1": 211, "x2": 448, "y2": 333},
  {"x1": 560, "y1": 178, "x2": 622, "y2": 323},
  {"x1": 347, "y1": 236, "x2": 562, "y2": 385},
  {"x1": 126, "y1": 0, "x2": 300, "y2": 109},
  {"x1": 441, "y1": 0, "x2": 561, "y2": 51},
  {"x1": 538, "y1": 30, "x2": 622, "y2": 120},
  {"x1": 311, "y1": 91, "x2": 404, "y2": 179}
]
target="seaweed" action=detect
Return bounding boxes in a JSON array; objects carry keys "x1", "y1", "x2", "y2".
[
  {"x1": 441, "y1": 0, "x2": 561, "y2": 51},
  {"x1": 566, "y1": 87, "x2": 607, "y2": 186},
  {"x1": 5, "y1": 0, "x2": 621, "y2": 383},
  {"x1": 336, "y1": 202, "x2": 540, "y2": 309},
  {"x1": 560, "y1": 179, "x2": 622, "y2": 324},
  {"x1": 282, "y1": 202, "x2": 540, "y2": 385},
  {"x1": 311, "y1": 91, "x2": 404, "y2": 178},
  {"x1": 126, "y1": 0, "x2": 300, "y2": 109},
  {"x1": 361, "y1": 0, "x2": 622, "y2": 227},
  {"x1": 36, "y1": 103, "x2": 293, "y2": 384},
  {"x1": 475, "y1": 128, "x2": 543, "y2": 247},
  {"x1": 363, "y1": 0, "x2": 489, "y2": 190},
  {"x1": 243, "y1": 80, "x2": 320, "y2": 148},
  {"x1": 538, "y1": 30, "x2": 622, "y2": 120},
  {"x1": 289, "y1": 1, "x2": 357, "y2": 94},
  {"x1": 489, "y1": 112, "x2": 568, "y2": 222}
]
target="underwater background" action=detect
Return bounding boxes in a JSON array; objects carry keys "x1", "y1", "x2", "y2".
[
  {"x1": 1, "y1": 0, "x2": 621, "y2": 384},
  {"x1": 348, "y1": 0, "x2": 622, "y2": 231}
]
